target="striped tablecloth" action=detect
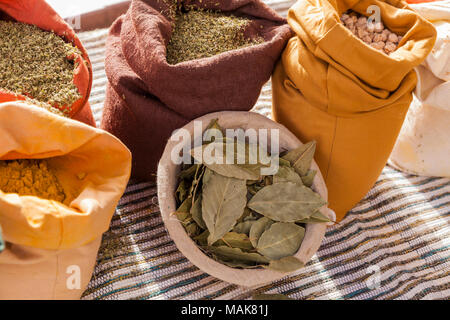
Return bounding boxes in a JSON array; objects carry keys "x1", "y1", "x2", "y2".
[{"x1": 78, "y1": 0, "x2": 450, "y2": 300}]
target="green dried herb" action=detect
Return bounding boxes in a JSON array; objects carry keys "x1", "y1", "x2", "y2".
[
  {"x1": 273, "y1": 165, "x2": 304, "y2": 186},
  {"x1": 282, "y1": 141, "x2": 317, "y2": 176},
  {"x1": 248, "y1": 183, "x2": 327, "y2": 222},
  {"x1": 191, "y1": 139, "x2": 269, "y2": 180},
  {"x1": 213, "y1": 232, "x2": 253, "y2": 251},
  {"x1": 207, "y1": 246, "x2": 269, "y2": 265},
  {"x1": 0, "y1": 21, "x2": 83, "y2": 115},
  {"x1": 166, "y1": 10, "x2": 264, "y2": 64},
  {"x1": 256, "y1": 223, "x2": 305, "y2": 260},
  {"x1": 267, "y1": 256, "x2": 305, "y2": 273},
  {"x1": 202, "y1": 169, "x2": 247, "y2": 244},
  {"x1": 301, "y1": 169, "x2": 317, "y2": 187},
  {"x1": 233, "y1": 220, "x2": 255, "y2": 235},
  {"x1": 191, "y1": 195, "x2": 206, "y2": 229},
  {"x1": 0, "y1": 225, "x2": 4, "y2": 253},
  {"x1": 175, "y1": 119, "x2": 330, "y2": 272},
  {"x1": 249, "y1": 217, "x2": 275, "y2": 248}
]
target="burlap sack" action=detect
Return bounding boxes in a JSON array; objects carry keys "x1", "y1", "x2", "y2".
[
  {"x1": 0, "y1": 102, "x2": 132, "y2": 299},
  {"x1": 389, "y1": 0, "x2": 450, "y2": 177},
  {"x1": 157, "y1": 111, "x2": 335, "y2": 287},
  {"x1": 272, "y1": 0, "x2": 436, "y2": 221},
  {"x1": 0, "y1": 0, "x2": 95, "y2": 126},
  {"x1": 101, "y1": 0, "x2": 293, "y2": 181}
]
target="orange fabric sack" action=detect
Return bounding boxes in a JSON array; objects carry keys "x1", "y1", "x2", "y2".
[
  {"x1": 0, "y1": 102, "x2": 132, "y2": 299},
  {"x1": 272, "y1": 0, "x2": 436, "y2": 221},
  {"x1": 0, "y1": 0, "x2": 95, "y2": 126}
]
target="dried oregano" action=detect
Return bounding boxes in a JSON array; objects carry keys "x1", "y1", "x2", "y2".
[
  {"x1": 166, "y1": 10, "x2": 264, "y2": 64},
  {"x1": 174, "y1": 119, "x2": 333, "y2": 272},
  {"x1": 0, "y1": 21, "x2": 83, "y2": 115}
]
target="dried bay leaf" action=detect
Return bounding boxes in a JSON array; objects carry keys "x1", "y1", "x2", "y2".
[
  {"x1": 237, "y1": 207, "x2": 252, "y2": 223},
  {"x1": 191, "y1": 195, "x2": 206, "y2": 229},
  {"x1": 213, "y1": 232, "x2": 254, "y2": 251},
  {"x1": 301, "y1": 169, "x2": 316, "y2": 188},
  {"x1": 267, "y1": 256, "x2": 304, "y2": 273},
  {"x1": 263, "y1": 176, "x2": 272, "y2": 188},
  {"x1": 189, "y1": 164, "x2": 205, "y2": 201},
  {"x1": 233, "y1": 220, "x2": 255, "y2": 235},
  {"x1": 248, "y1": 182, "x2": 327, "y2": 222},
  {"x1": 207, "y1": 246, "x2": 269, "y2": 264},
  {"x1": 246, "y1": 179, "x2": 261, "y2": 186},
  {"x1": 194, "y1": 230, "x2": 209, "y2": 246},
  {"x1": 185, "y1": 221, "x2": 201, "y2": 237},
  {"x1": 278, "y1": 158, "x2": 291, "y2": 167},
  {"x1": 178, "y1": 164, "x2": 199, "y2": 180},
  {"x1": 249, "y1": 217, "x2": 275, "y2": 248},
  {"x1": 175, "y1": 197, "x2": 193, "y2": 222},
  {"x1": 202, "y1": 166, "x2": 213, "y2": 185},
  {"x1": 282, "y1": 141, "x2": 316, "y2": 176},
  {"x1": 191, "y1": 140, "x2": 268, "y2": 180},
  {"x1": 273, "y1": 165, "x2": 303, "y2": 186},
  {"x1": 202, "y1": 171, "x2": 247, "y2": 245},
  {"x1": 203, "y1": 118, "x2": 224, "y2": 143},
  {"x1": 256, "y1": 223, "x2": 305, "y2": 260},
  {"x1": 175, "y1": 179, "x2": 189, "y2": 204},
  {"x1": 296, "y1": 210, "x2": 332, "y2": 224},
  {"x1": 248, "y1": 184, "x2": 263, "y2": 195},
  {"x1": 219, "y1": 260, "x2": 263, "y2": 269}
]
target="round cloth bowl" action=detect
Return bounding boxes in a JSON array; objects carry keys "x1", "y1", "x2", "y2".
[{"x1": 157, "y1": 111, "x2": 335, "y2": 287}]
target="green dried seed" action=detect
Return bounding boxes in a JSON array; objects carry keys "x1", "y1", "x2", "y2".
[{"x1": 0, "y1": 21, "x2": 83, "y2": 116}]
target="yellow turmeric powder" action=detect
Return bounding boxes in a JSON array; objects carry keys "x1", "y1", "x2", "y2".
[{"x1": 0, "y1": 159, "x2": 66, "y2": 202}]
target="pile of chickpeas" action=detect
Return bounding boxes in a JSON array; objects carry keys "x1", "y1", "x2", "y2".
[{"x1": 341, "y1": 11, "x2": 402, "y2": 55}]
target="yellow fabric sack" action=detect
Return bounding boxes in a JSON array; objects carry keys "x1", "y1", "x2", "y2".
[
  {"x1": 272, "y1": 0, "x2": 436, "y2": 221},
  {"x1": 0, "y1": 102, "x2": 132, "y2": 299},
  {"x1": 389, "y1": 0, "x2": 450, "y2": 177}
]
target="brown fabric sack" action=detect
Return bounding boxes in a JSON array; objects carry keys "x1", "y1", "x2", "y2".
[{"x1": 101, "y1": 0, "x2": 293, "y2": 181}]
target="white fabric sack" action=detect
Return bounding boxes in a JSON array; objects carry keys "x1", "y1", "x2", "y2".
[{"x1": 389, "y1": 1, "x2": 450, "y2": 177}]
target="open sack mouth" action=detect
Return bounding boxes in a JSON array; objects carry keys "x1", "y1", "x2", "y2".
[{"x1": 0, "y1": 0, "x2": 94, "y2": 123}]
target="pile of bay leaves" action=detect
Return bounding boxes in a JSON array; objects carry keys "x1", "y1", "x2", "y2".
[{"x1": 174, "y1": 120, "x2": 331, "y2": 273}]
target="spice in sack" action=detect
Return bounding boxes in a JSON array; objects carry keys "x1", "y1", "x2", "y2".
[
  {"x1": 0, "y1": 159, "x2": 66, "y2": 202},
  {"x1": 341, "y1": 11, "x2": 402, "y2": 55},
  {"x1": 173, "y1": 120, "x2": 331, "y2": 273},
  {"x1": 166, "y1": 10, "x2": 264, "y2": 64},
  {"x1": 0, "y1": 21, "x2": 82, "y2": 115}
]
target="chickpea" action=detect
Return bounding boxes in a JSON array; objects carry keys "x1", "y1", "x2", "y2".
[
  {"x1": 371, "y1": 41, "x2": 385, "y2": 50},
  {"x1": 374, "y1": 21, "x2": 384, "y2": 33},
  {"x1": 341, "y1": 11, "x2": 400, "y2": 55},
  {"x1": 362, "y1": 35, "x2": 372, "y2": 44},
  {"x1": 388, "y1": 33, "x2": 398, "y2": 43},
  {"x1": 373, "y1": 33, "x2": 384, "y2": 42},
  {"x1": 356, "y1": 17, "x2": 367, "y2": 27}
]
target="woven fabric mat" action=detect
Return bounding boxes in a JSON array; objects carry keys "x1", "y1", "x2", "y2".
[{"x1": 78, "y1": 0, "x2": 450, "y2": 300}]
